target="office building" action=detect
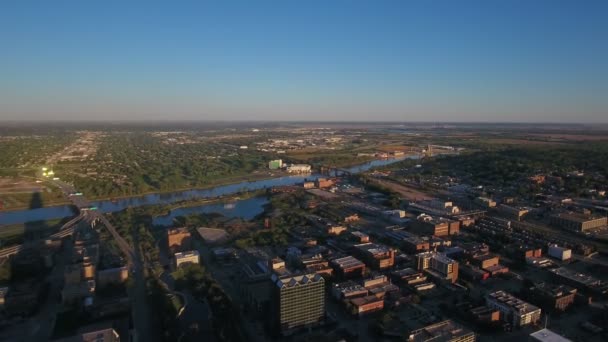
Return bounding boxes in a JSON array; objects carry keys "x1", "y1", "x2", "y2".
[
  {"x1": 416, "y1": 252, "x2": 459, "y2": 284},
  {"x1": 413, "y1": 214, "x2": 460, "y2": 237},
  {"x1": 271, "y1": 273, "x2": 325, "y2": 335},
  {"x1": 486, "y1": 291, "x2": 541, "y2": 327}
]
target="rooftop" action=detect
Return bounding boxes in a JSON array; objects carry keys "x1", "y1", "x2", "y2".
[
  {"x1": 530, "y1": 328, "x2": 573, "y2": 342},
  {"x1": 331, "y1": 256, "x2": 365, "y2": 269},
  {"x1": 167, "y1": 227, "x2": 190, "y2": 235},
  {"x1": 175, "y1": 250, "x2": 200, "y2": 258},
  {"x1": 333, "y1": 281, "x2": 367, "y2": 295},
  {"x1": 349, "y1": 295, "x2": 383, "y2": 306},
  {"x1": 552, "y1": 212, "x2": 605, "y2": 223},
  {"x1": 549, "y1": 267, "x2": 602, "y2": 286},
  {"x1": 351, "y1": 231, "x2": 369, "y2": 238},
  {"x1": 409, "y1": 319, "x2": 474, "y2": 342},
  {"x1": 487, "y1": 291, "x2": 540, "y2": 314},
  {"x1": 354, "y1": 242, "x2": 392, "y2": 255},
  {"x1": 272, "y1": 273, "x2": 323, "y2": 289}
]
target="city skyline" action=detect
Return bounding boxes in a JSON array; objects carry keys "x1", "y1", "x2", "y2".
[{"x1": 1, "y1": 1, "x2": 607, "y2": 123}]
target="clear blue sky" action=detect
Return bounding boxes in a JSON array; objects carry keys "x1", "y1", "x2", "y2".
[{"x1": 1, "y1": 1, "x2": 607, "y2": 122}]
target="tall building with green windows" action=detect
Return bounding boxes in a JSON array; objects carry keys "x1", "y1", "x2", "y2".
[{"x1": 271, "y1": 273, "x2": 325, "y2": 335}]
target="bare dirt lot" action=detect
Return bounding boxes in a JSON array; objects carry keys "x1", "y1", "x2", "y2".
[{"x1": 371, "y1": 179, "x2": 433, "y2": 201}]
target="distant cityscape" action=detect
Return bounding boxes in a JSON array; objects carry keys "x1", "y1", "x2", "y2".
[{"x1": 0, "y1": 123, "x2": 607, "y2": 342}]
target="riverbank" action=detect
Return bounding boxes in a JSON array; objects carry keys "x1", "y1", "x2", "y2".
[
  {"x1": 0, "y1": 154, "x2": 416, "y2": 213},
  {"x1": 0, "y1": 170, "x2": 283, "y2": 213},
  {"x1": 1, "y1": 155, "x2": 417, "y2": 225},
  {"x1": 139, "y1": 189, "x2": 268, "y2": 218}
]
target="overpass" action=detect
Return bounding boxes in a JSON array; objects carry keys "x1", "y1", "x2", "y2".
[
  {"x1": 319, "y1": 165, "x2": 352, "y2": 177},
  {"x1": 0, "y1": 208, "x2": 87, "y2": 259}
]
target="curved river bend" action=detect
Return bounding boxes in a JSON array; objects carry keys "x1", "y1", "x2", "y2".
[{"x1": 0, "y1": 156, "x2": 418, "y2": 226}]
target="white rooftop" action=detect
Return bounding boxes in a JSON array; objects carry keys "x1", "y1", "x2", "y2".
[{"x1": 530, "y1": 329, "x2": 572, "y2": 342}]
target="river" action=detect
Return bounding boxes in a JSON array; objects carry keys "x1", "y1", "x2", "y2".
[{"x1": 0, "y1": 155, "x2": 418, "y2": 225}]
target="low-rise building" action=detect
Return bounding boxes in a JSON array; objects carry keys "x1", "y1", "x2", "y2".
[
  {"x1": 174, "y1": 250, "x2": 200, "y2": 268},
  {"x1": 363, "y1": 275, "x2": 399, "y2": 297},
  {"x1": 476, "y1": 197, "x2": 497, "y2": 208},
  {"x1": 550, "y1": 212, "x2": 607, "y2": 232},
  {"x1": 547, "y1": 245, "x2": 572, "y2": 261},
  {"x1": 303, "y1": 181, "x2": 315, "y2": 189},
  {"x1": 346, "y1": 295, "x2": 384, "y2": 317},
  {"x1": 353, "y1": 243, "x2": 395, "y2": 270},
  {"x1": 331, "y1": 281, "x2": 368, "y2": 300},
  {"x1": 97, "y1": 267, "x2": 129, "y2": 288},
  {"x1": 498, "y1": 204, "x2": 529, "y2": 221},
  {"x1": 471, "y1": 254, "x2": 500, "y2": 269},
  {"x1": 344, "y1": 213, "x2": 360, "y2": 223},
  {"x1": 287, "y1": 164, "x2": 312, "y2": 174},
  {"x1": 330, "y1": 256, "x2": 366, "y2": 278},
  {"x1": 459, "y1": 264, "x2": 489, "y2": 282},
  {"x1": 391, "y1": 268, "x2": 431, "y2": 288},
  {"x1": 316, "y1": 178, "x2": 335, "y2": 188},
  {"x1": 408, "y1": 319, "x2": 475, "y2": 342},
  {"x1": 412, "y1": 214, "x2": 460, "y2": 236},
  {"x1": 167, "y1": 227, "x2": 192, "y2": 253},
  {"x1": 527, "y1": 283, "x2": 577, "y2": 312},
  {"x1": 305, "y1": 261, "x2": 333, "y2": 277},
  {"x1": 351, "y1": 231, "x2": 370, "y2": 243},
  {"x1": 549, "y1": 267, "x2": 608, "y2": 295},
  {"x1": 62, "y1": 280, "x2": 96, "y2": 306},
  {"x1": 327, "y1": 225, "x2": 347, "y2": 236},
  {"x1": 385, "y1": 230, "x2": 430, "y2": 253},
  {"x1": 486, "y1": 291, "x2": 541, "y2": 327},
  {"x1": 212, "y1": 247, "x2": 238, "y2": 261},
  {"x1": 470, "y1": 306, "x2": 500, "y2": 324}
]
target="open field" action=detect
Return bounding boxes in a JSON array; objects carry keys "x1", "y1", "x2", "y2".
[
  {"x1": 0, "y1": 178, "x2": 68, "y2": 210},
  {"x1": 369, "y1": 178, "x2": 433, "y2": 201}
]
